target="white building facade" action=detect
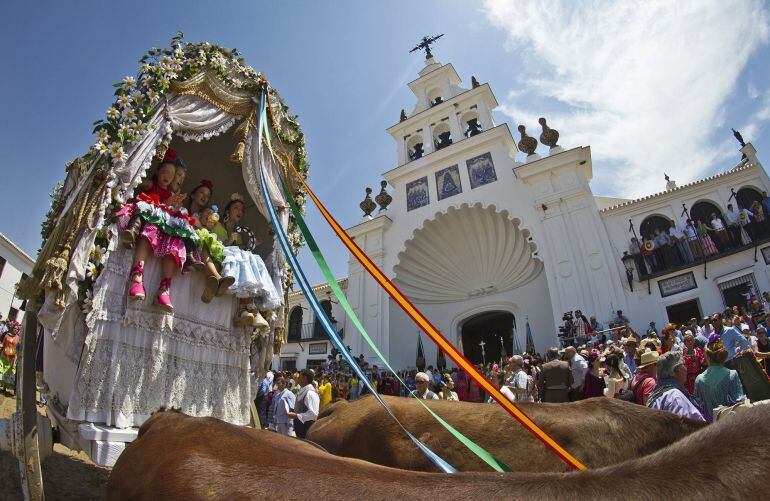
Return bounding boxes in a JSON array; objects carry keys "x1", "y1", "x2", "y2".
[
  {"x1": 0, "y1": 232, "x2": 34, "y2": 322},
  {"x1": 276, "y1": 55, "x2": 770, "y2": 372}
]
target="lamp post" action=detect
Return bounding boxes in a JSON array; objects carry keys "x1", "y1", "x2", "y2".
[{"x1": 621, "y1": 251, "x2": 635, "y2": 291}]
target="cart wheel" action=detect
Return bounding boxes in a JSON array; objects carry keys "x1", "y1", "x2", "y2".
[{"x1": 15, "y1": 306, "x2": 45, "y2": 500}]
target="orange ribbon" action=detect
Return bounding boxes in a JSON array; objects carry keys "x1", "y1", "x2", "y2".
[{"x1": 282, "y1": 158, "x2": 587, "y2": 471}]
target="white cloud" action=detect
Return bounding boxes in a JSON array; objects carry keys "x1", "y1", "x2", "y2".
[{"x1": 483, "y1": 0, "x2": 769, "y2": 197}]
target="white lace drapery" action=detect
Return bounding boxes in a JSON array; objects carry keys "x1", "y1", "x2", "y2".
[
  {"x1": 67, "y1": 246, "x2": 252, "y2": 428},
  {"x1": 49, "y1": 93, "x2": 290, "y2": 429}
]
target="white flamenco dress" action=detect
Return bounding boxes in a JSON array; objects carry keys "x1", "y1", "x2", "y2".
[{"x1": 216, "y1": 224, "x2": 281, "y2": 309}]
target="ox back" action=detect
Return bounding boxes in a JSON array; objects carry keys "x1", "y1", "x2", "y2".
[
  {"x1": 308, "y1": 395, "x2": 706, "y2": 472},
  {"x1": 106, "y1": 404, "x2": 769, "y2": 500}
]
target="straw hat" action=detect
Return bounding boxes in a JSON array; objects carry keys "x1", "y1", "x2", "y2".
[{"x1": 637, "y1": 350, "x2": 660, "y2": 369}]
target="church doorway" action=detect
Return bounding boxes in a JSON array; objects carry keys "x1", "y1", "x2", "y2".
[{"x1": 460, "y1": 311, "x2": 515, "y2": 366}]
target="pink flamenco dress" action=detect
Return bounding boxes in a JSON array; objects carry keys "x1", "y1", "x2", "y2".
[{"x1": 115, "y1": 187, "x2": 198, "y2": 270}]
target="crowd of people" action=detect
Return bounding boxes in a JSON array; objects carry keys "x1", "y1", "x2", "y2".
[
  {"x1": 255, "y1": 303, "x2": 770, "y2": 436},
  {"x1": 628, "y1": 193, "x2": 770, "y2": 278}
]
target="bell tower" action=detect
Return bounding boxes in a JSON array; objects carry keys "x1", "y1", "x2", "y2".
[{"x1": 390, "y1": 39, "x2": 497, "y2": 167}]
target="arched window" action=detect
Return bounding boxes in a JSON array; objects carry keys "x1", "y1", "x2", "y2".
[
  {"x1": 428, "y1": 88, "x2": 443, "y2": 107},
  {"x1": 433, "y1": 122, "x2": 452, "y2": 150},
  {"x1": 407, "y1": 135, "x2": 424, "y2": 161},
  {"x1": 287, "y1": 306, "x2": 303, "y2": 342},
  {"x1": 639, "y1": 215, "x2": 672, "y2": 240},
  {"x1": 736, "y1": 186, "x2": 764, "y2": 210},
  {"x1": 690, "y1": 201, "x2": 723, "y2": 226},
  {"x1": 312, "y1": 300, "x2": 334, "y2": 338},
  {"x1": 461, "y1": 111, "x2": 483, "y2": 138}
]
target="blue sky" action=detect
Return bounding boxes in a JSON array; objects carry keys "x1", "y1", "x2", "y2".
[{"x1": 1, "y1": 1, "x2": 768, "y2": 286}]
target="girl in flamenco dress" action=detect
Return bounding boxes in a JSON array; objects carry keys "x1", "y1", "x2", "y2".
[
  {"x1": 195, "y1": 204, "x2": 235, "y2": 303},
  {"x1": 0, "y1": 322, "x2": 20, "y2": 395},
  {"x1": 117, "y1": 149, "x2": 199, "y2": 312},
  {"x1": 212, "y1": 193, "x2": 280, "y2": 329}
]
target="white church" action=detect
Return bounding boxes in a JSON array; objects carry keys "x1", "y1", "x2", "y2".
[{"x1": 274, "y1": 53, "x2": 770, "y2": 372}]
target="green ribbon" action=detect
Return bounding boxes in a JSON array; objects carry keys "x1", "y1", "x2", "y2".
[{"x1": 279, "y1": 176, "x2": 511, "y2": 473}]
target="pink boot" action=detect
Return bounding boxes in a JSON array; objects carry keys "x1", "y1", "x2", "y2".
[
  {"x1": 128, "y1": 264, "x2": 146, "y2": 301},
  {"x1": 154, "y1": 277, "x2": 174, "y2": 312}
]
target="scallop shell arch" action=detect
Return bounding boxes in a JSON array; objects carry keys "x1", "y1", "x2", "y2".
[{"x1": 393, "y1": 203, "x2": 544, "y2": 303}]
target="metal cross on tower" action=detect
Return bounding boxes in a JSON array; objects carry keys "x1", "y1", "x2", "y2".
[{"x1": 410, "y1": 34, "x2": 444, "y2": 59}]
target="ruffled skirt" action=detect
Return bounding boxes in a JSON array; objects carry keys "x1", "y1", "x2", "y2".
[
  {"x1": 221, "y1": 247, "x2": 281, "y2": 308},
  {"x1": 0, "y1": 355, "x2": 16, "y2": 384},
  {"x1": 196, "y1": 228, "x2": 225, "y2": 263},
  {"x1": 117, "y1": 200, "x2": 200, "y2": 270}
]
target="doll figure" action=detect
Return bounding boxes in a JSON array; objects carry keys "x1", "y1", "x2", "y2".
[
  {"x1": 116, "y1": 149, "x2": 198, "y2": 312},
  {"x1": 214, "y1": 193, "x2": 280, "y2": 330}
]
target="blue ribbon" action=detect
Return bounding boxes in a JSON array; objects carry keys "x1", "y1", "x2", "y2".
[{"x1": 255, "y1": 88, "x2": 457, "y2": 474}]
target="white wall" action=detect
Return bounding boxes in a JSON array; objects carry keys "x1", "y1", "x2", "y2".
[{"x1": 0, "y1": 233, "x2": 34, "y2": 321}]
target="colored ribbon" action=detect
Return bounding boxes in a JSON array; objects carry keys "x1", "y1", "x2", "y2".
[
  {"x1": 266, "y1": 96, "x2": 587, "y2": 472},
  {"x1": 271, "y1": 135, "x2": 511, "y2": 473},
  {"x1": 255, "y1": 91, "x2": 457, "y2": 474}
]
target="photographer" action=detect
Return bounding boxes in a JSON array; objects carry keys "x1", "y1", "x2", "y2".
[{"x1": 558, "y1": 311, "x2": 575, "y2": 347}]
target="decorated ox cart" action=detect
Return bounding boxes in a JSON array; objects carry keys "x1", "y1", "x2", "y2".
[{"x1": 0, "y1": 34, "x2": 308, "y2": 498}]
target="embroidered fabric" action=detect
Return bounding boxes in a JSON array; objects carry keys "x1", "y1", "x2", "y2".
[{"x1": 67, "y1": 246, "x2": 252, "y2": 428}]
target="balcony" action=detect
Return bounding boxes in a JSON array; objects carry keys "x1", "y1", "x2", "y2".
[
  {"x1": 624, "y1": 227, "x2": 770, "y2": 284},
  {"x1": 286, "y1": 322, "x2": 343, "y2": 343}
]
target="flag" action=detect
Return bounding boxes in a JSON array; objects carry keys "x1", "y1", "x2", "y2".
[
  {"x1": 437, "y1": 347, "x2": 446, "y2": 371},
  {"x1": 526, "y1": 318, "x2": 536, "y2": 355},
  {"x1": 512, "y1": 328, "x2": 521, "y2": 355},
  {"x1": 416, "y1": 332, "x2": 426, "y2": 370}
]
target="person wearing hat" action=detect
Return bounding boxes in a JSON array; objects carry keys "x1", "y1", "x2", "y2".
[
  {"x1": 629, "y1": 351, "x2": 659, "y2": 405},
  {"x1": 646, "y1": 322, "x2": 659, "y2": 337},
  {"x1": 647, "y1": 352, "x2": 705, "y2": 421}
]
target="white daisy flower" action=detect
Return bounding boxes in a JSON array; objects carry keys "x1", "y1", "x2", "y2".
[
  {"x1": 135, "y1": 122, "x2": 148, "y2": 134},
  {"x1": 142, "y1": 74, "x2": 154, "y2": 85},
  {"x1": 95, "y1": 129, "x2": 109, "y2": 141},
  {"x1": 122, "y1": 108, "x2": 137, "y2": 121},
  {"x1": 118, "y1": 123, "x2": 131, "y2": 135},
  {"x1": 106, "y1": 107, "x2": 120, "y2": 120},
  {"x1": 140, "y1": 62, "x2": 152, "y2": 73},
  {"x1": 174, "y1": 47, "x2": 184, "y2": 58},
  {"x1": 160, "y1": 55, "x2": 172, "y2": 66},
  {"x1": 147, "y1": 89, "x2": 160, "y2": 103},
  {"x1": 109, "y1": 142, "x2": 124, "y2": 157},
  {"x1": 159, "y1": 76, "x2": 170, "y2": 87},
  {"x1": 131, "y1": 90, "x2": 143, "y2": 102},
  {"x1": 86, "y1": 262, "x2": 99, "y2": 280},
  {"x1": 122, "y1": 76, "x2": 136, "y2": 90},
  {"x1": 92, "y1": 141, "x2": 109, "y2": 155},
  {"x1": 90, "y1": 245, "x2": 107, "y2": 265},
  {"x1": 128, "y1": 132, "x2": 140, "y2": 144},
  {"x1": 117, "y1": 95, "x2": 131, "y2": 108}
]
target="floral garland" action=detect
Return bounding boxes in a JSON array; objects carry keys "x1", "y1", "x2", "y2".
[
  {"x1": 60, "y1": 33, "x2": 314, "y2": 311},
  {"x1": 87, "y1": 32, "x2": 308, "y2": 257},
  {"x1": 79, "y1": 229, "x2": 110, "y2": 314}
]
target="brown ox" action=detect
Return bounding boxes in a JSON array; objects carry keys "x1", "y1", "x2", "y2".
[
  {"x1": 106, "y1": 404, "x2": 768, "y2": 500},
  {"x1": 308, "y1": 395, "x2": 706, "y2": 472}
]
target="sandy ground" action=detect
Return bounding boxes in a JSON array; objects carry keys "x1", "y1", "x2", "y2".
[{"x1": 0, "y1": 393, "x2": 109, "y2": 500}]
